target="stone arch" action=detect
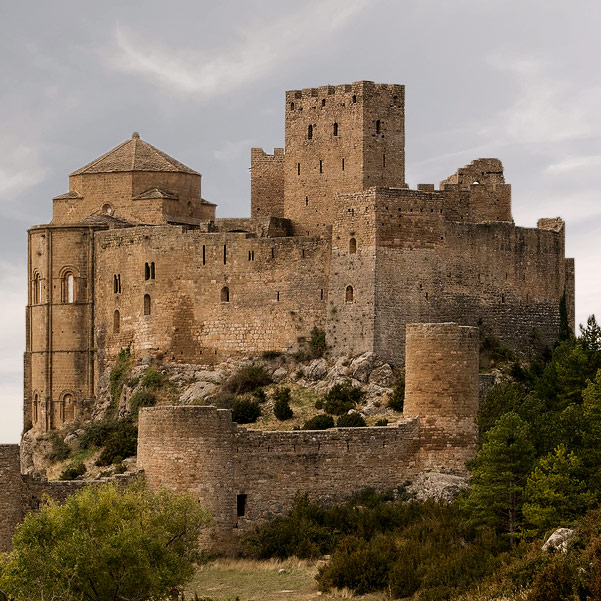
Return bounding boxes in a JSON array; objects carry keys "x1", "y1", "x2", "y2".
[
  {"x1": 144, "y1": 294, "x2": 151, "y2": 316},
  {"x1": 59, "y1": 266, "x2": 79, "y2": 303},
  {"x1": 349, "y1": 237, "x2": 357, "y2": 254},
  {"x1": 61, "y1": 392, "x2": 75, "y2": 423},
  {"x1": 345, "y1": 285, "x2": 354, "y2": 303},
  {"x1": 32, "y1": 271, "x2": 42, "y2": 304},
  {"x1": 221, "y1": 286, "x2": 230, "y2": 303}
]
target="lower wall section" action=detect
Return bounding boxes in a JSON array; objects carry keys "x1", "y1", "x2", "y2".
[{"x1": 0, "y1": 445, "x2": 24, "y2": 552}]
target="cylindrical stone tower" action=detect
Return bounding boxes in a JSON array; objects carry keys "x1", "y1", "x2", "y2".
[
  {"x1": 137, "y1": 406, "x2": 237, "y2": 551},
  {"x1": 404, "y1": 322, "x2": 479, "y2": 474}
]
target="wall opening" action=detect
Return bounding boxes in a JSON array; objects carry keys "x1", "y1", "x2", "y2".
[
  {"x1": 290, "y1": 101, "x2": 294, "y2": 110},
  {"x1": 345, "y1": 285, "x2": 354, "y2": 303},
  {"x1": 114, "y1": 274, "x2": 122, "y2": 294},
  {"x1": 319, "y1": 160, "x2": 323, "y2": 174},
  {"x1": 221, "y1": 286, "x2": 230, "y2": 303},
  {"x1": 32, "y1": 392, "x2": 39, "y2": 424},
  {"x1": 202, "y1": 245, "x2": 206, "y2": 265},
  {"x1": 144, "y1": 294, "x2": 151, "y2": 316},
  {"x1": 32, "y1": 272, "x2": 41, "y2": 304},
  {"x1": 237, "y1": 493, "x2": 247, "y2": 517},
  {"x1": 151, "y1": 262, "x2": 155, "y2": 279},
  {"x1": 223, "y1": 244, "x2": 227, "y2": 265},
  {"x1": 276, "y1": 291, "x2": 280, "y2": 301},
  {"x1": 376, "y1": 120, "x2": 381, "y2": 134},
  {"x1": 383, "y1": 153, "x2": 386, "y2": 168},
  {"x1": 307, "y1": 124, "x2": 313, "y2": 140},
  {"x1": 321, "y1": 98, "x2": 326, "y2": 107},
  {"x1": 320, "y1": 288, "x2": 324, "y2": 300},
  {"x1": 349, "y1": 238, "x2": 357, "y2": 254},
  {"x1": 305, "y1": 196, "x2": 309, "y2": 206},
  {"x1": 333, "y1": 122, "x2": 338, "y2": 136},
  {"x1": 352, "y1": 94, "x2": 357, "y2": 103},
  {"x1": 342, "y1": 157, "x2": 345, "y2": 171},
  {"x1": 297, "y1": 163, "x2": 301, "y2": 176},
  {"x1": 271, "y1": 247, "x2": 275, "y2": 259},
  {"x1": 113, "y1": 310, "x2": 120, "y2": 334},
  {"x1": 63, "y1": 393, "x2": 74, "y2": 423},
  {"x1": 248, "y1": 250, "x2": 255, "y2": 261},
  {"x1": 63, "y1": 272, "x2": 75, "y2": 304},
  {"x1": 145, "y1": 262, "x2": 150, "y2": 280}
]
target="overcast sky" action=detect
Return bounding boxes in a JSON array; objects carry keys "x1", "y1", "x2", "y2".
[{"x1": 1, "y1": 0, "x2": 600, "y2": 443}]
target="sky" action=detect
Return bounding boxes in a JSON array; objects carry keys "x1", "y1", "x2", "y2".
[{"x1": 1, "y1": 0, "x2": 600, "y2": 443}]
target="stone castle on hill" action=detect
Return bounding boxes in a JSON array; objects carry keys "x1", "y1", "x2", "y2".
[{"x1": 0, "y1": 81, "x2": 574, "y2": 552}]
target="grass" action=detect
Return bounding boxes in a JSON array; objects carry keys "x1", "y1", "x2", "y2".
[{"x1": 186, "y1": 558, "x2": 388, "y2": 601}]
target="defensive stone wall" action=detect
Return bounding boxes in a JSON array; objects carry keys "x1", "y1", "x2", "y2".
[
  {"x1": 251, "y1": 148, "x2": 285, "y2": 218},
  {"x1": 0, "y1": 445, "x2": 24, "y2": 552}
]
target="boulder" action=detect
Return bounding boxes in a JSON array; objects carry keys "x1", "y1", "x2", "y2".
[
  {"x1": 179, "y1": 381, "x2": 217, "y2": 404},
  {"x1": 369, "y1": 363, "x2": 394, "y2": 387},
  {"x1": 304, "y1": 358, "x2": 328, "y2": 381},
  {"x1": 542, "y1": 528, "x2": 574, "y2": 553},
  {"x1": 407, "y1": 472, "x2": 468, "y2": 503},
  {"x1": 350, "y1": 352, "x2": 376, "y2": 382}
]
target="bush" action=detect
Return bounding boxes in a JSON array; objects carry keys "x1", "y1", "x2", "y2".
[
  {"x1": 375, "y1": 418, "x2": 389, "y2": 426},
  {"x1": 526, "y1": 556, "x2": 577, "y2": 601},
  {"x1": 252, "y1": 388, "x2": 266, "y2": 403},
  {"x1": 388, "y1": 378, "x2": 405, "y2": 412},
  {"x1": 59, "y1": 461, "x2": 86, "y2": 481},
  {"x1": 303, "y1": 415, "x2": 334, "y2": 430},
  {"x1": 323, "y1": 383, "x2": 363, "y2": 415},
  {"x1": 129, "y1": 390, "x2": 156, "y2": 417},
  {"x1": 140, "y1": 367, "x2": 164, "y2": 389},
  {"x1": 309, "y1": 327, "x2": 327, "y2": 358},
  {"x1": 223, "y1": 366, "x2": 272, "y2": 395},
  {"x1": 96, "y1": 420, "x2": 138, "y2": 466},
  {"x1": 78, "y1": 419, "x2": 118, "y2": 450},
  {"x1": 273, "y1": 387, "x2": 293, "y2": 421},
  {"x1": 262, "y1": 350, "x2": 282, "y2": 359},
  {"x1": 48, "y1": 434, "x2": 71, "y2": 462},
  {"x1": 337, "y1": 413, "x2": 366, "y2": 427},
  {"x1": 231, "y1": 399, "x2": 261, "y2": 424}
]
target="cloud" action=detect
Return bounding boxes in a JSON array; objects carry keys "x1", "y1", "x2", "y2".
[
  {"x1": 0, "y1": 140, "x2": 48, "y2": 200},
  {"x1": 546, "y1": 154, "x2": 601, "y2": 174},
  {"x1": 107, "y1": 0, "x2": 371, "y2": 99}
]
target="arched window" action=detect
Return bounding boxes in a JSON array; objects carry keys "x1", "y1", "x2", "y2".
[
  {"x1": 102, "y1": 203, "x2": 113, "y2": 215},
  {"x1": 333, "y1": 122, "x2": 338, "y2": 136},
  {"x1": 61, "y1": 271, "x2": 75, "y2": 303},
  {"x1": 63, "y1": 393, "x2": 74, "y2": 423},
  {"x1": 144, "y1": 294, "x2": 151, "y2": 316},
  {"x1": 32, "y1": 392, "x2": 39, "y2": 424},
  {"x1": 221, "y1": 286, "x2": 230, "y2": 303},
  {"x1": 349, "y1": 238, "x2": 357, "y2": 254},
  {"x1": 376, "y1": 120, "x2": 381, "y2": 134},
  {"x1": 345, "y1": 285, "x2": 354, "y2": 303},
  {"x1": 32, "y1": 272, "x2": 41, "y2": 304},
  {"x1": 307, "y1": 124, "x2": 313, "y2": 140},
  {"x1": 113, "y1": 310, "x2": 120, "y2": 333},
  {"x1": 290, "y1": 101, "x2": 295, "y2": 110},
  {"x1": 145, "y1": 262, "x2": 150, "y2": 280},
  {"x1": 151, "y1": 262, "x2": 155, "y2": 279}
]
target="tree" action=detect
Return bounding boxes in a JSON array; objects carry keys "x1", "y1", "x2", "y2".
[
  {"x1": 461, "y1": 412, "x2": 535, "y2": 539},
  {"x1": 580, "y1": 315, "x2": 601, "y2": 354},
  {"x1": 273, "y1": 387, "x2": 293, "y2": 421},
  {"x1": 523, "y1": 444, "x2": 594, "y2": 534},
  {"x1": 0, "y1": 481, "x2": 211, "y2": 601}
]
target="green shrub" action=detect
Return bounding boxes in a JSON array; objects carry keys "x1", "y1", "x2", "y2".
[
  {"x1": 109, "y1": 346, "x2": 131, "y2": 404},
  {"x1": 314, "y1": 398, "x2": 323, "y2": 410},
  {"x1": 337, "y1": 413, "x2": 366, "y2": 427},
  {"x1": 273, "y1": 387, "x2": 293, "y2": 421},
  {"x1": 78, "y1": 419, "x2": 118, "y2": 450},
  {"x1": 303, "y1": 415, "x2": 334, "y2": 430},
  {"x1": 526, "y1": 555, "x2": 577, "y2": 601},
  {"x1": 388, "y1": 378, "x2": 405, "y2": 412},
  {"x1": 96, "y1": 420, "x2": 138, "y2": 466},
  {"x1": 375, "y1": 418, "x2": 389, "y2": 426},
  {"x1": 59, "y1": 461, "x2": 86, "y2": 481},
  {"x1": 309, "y1": 327, "x2": 327, "y2": 358},
  {"x1": 252, "y1": 388, "x2": 267, "y2": 403},
  {"x1": 140, "y1": 367, "x2": 164, "y2": 389},
  {"x1": 129, "y1": 390, "x2": 156, "y2": 416},
  {"x1": 48, "y1": 433, "x2": 71, "y2": 462},
  {"x1": 262, "y1": 350, "x2": 282, "y2": 359},
  {"x1": 323, "y1": 383, "x2": 363, "y2": 415},
  {"x1": 223, "y1": 365, "x2": 272, "y2": 395},
  {"x1": 231, "y1": 399, "x2": 261, "y2": 424}
]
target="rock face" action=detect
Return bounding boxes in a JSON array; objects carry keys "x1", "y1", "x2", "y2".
[
  {"x1": 407, "y1": 471, "x2": 469, "y2": 503},
  {"x1": 542, "y1": 528, "x2": 574, "y2": 553}
]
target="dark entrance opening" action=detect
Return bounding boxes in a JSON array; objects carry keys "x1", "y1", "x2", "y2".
[{"x1": 237, "y1": 493, "x2": 247, "y2": 517}]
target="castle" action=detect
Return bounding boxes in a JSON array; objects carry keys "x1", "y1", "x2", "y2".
[
  {"x1": 24, "y1": 80, "x2": 574, "y2": 433},
  {"x1": 0, "y1": 81, "x2": 575, "y2": 551}
]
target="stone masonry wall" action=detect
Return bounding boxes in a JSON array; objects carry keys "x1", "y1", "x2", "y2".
[
  {"x1": 251, "y1": 148, "x2": 285, "y2": 219},
  {"x1": 0, "y1": 445, "x2": 24, "y2": 552}
]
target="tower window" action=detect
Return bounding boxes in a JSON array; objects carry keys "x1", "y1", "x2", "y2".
[
  {"x1": 62, "y1": 272, "x2": 75, "y2": 304},
  {"x1": 145, "y1": 263, "x2": 150, "y2": 280},
  {"x1": 305, "y1": 196, "x2": 309, "y2": 206},
  {"x1": 352, "y1": 94, "x2": 357, "y2": 103},
  {"x1": 342, "y1": 158, "x2": 345, "y2": 171},
  {"x1": 376, "y1": 120, "x2": 381, "y2": 134},
  {"x1": 32, "y1": 272, "x2": 41, "y2": 304},
  {"x1": 383, "y1": 154, "x2": 386, "y2": 168},
  {"x1": 345, "y1": 285, "x2": 354, "y2": 303},
  {"x1": 333, "y1": 122, "x2": 338, "y2": 136},
  {"x1": 290, "y1": 101, "x2": 295, "y2": 110},
  {"x1": 202, "y1": 245, "x2": 206, "y2": 265},
  {"x1": 349, "y1": 238, "x2": 357, "y2": 254},
  {"x1": 271, "y1": 247, "x2": 275, "y2": 259},
  {"x1": 321, "y1": 98, "x2": 326, "y2": 107},
  {"x1": 276, "y1": 291, "x2": 280, "y2": 301},
  {"x1": 297, "y1": 163, "x2": 301, "y2": 176},
  {"x1": 113, "y1": 274, "x2": 122, "y2": 294},
  {"x1": 223, "y1": 244, "x2": 227, "y2": 265},
  {"x1": 221, "y1": 286, "x2": 230, "y2": 303},
  {"x1": 151, "y1": 262, "x2": 155, "y2": 279},
  {"x1": 308, "y1": 124, "x2": 313, "y2": 140},
  {"x1": 237, "y1": 493, "x2": 247, "y2": 517},
  {"x1": 113, "y1": 310, "x2": 120, "y2": 334},
  {"x1": 319, "y1": 160, "x2": 323, "y2": 174},
  {"x1": 248, "y1": 250, "x2": 255, "y2": 261},
  {"x1": 320, "y1": 288, "x2": 324, "y2": 300},
  {"x1": 144, "y1": 294, "x2": 151, "y2": 315}
]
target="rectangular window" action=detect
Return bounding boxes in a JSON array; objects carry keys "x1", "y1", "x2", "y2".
[
  {"x1": 342, "y1": 158, "x2": 345, "y2": 171},
  {"x1": 202, "y1": 245, "x2": 206, "y2": 266},
  {"x1": 319, "y1": 160, "x2": 323, "y2": 174},
  {"x1": 297, "y1": 163, "x2": 301, "y2": 176},
  {"x1": 223, "y1": 244, "x2": 227, "y2": 265},
  {"x1": 237, "y1": 493, "x2": 247, "y2": 517}
]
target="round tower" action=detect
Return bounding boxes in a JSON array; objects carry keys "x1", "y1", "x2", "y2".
[
  {"x1": 137, "y1": 406, "x2": 236, "y2": 551},
  {"x1": 404, "y1": 322, "x2": 479, "y2": 474}
]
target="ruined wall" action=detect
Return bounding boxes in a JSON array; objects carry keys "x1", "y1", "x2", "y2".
[
  {"x1": 404, "y1": 323, "x2": 479, "y2": 473},
  {"x1": 26, "y1": 225, "x2": 96, "y2": 432},
  {"x1": 0, "y1": 446, "x2": 24, "y2": 552},
  {"x1": 251, "y1": 148, "x2": 285, "y2": 218},
  {"x1": 283, "y1": 81, "x2": 405, "y2": 236},
  {"x1": 94, "y1": 226, "x2": 330, "y2": 373}
]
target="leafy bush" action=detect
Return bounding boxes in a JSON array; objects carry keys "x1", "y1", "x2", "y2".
[
  {"x1": 337, "y1": 413, "x2": 366, "y2": 427},
  {"x1": 78, "y1": 419, "x2": 119, "y2": 450},
  {"x1": 109, "y1": 346, "x2": 131, "y2": 404},
  {"x1": 526, "y1": 555, "x2": 577, "y2": 601},
  {"x1": 140, "y1": 367, "x2": 164, "y2": 389},
  {"x1": 480, "y1": 331, "x2": 516, "y2": 368},
  {"x1": 273, "y1": 387, "x2": 293, "y2": 421},
  {"x1": 252, "y1": 388, "x2": 266, "y2": 403},
  {"x1": 59, "y1": 461, "x2": 86, "y2": 481},
  {"x1": 96, "y1": 420, "x2": 138, "y2": 466},
  {"x1": 323, "y1": 383, "x2": 363, "y2": 415},
  {"x1": 261, "y1": 350, "x2": 282, "y2": 359},
  {"x1": 129, "y1": 390, "x2": 157, "y2": 417},
  {"x1": 303, "y1": 415, "x2": 334, "y2": 430},
  {"x1": 375, "y1": 418, "x2": 389, "y2": 426},
  {"x1": 48, "y1": 434, "x2": 71, "y2": 462},
  {"x1": 388, "y1": 378, "x2": 405, "y2": 412},
  {"x1": 222, "y1": 366, "x2": 272, "y2": 395},
  {"x1": 309, "y1": 327, "x2": 327, "y2": 358},
  {"x1": 231, "y1": 399, "x2": 261, "y2": 424}
]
